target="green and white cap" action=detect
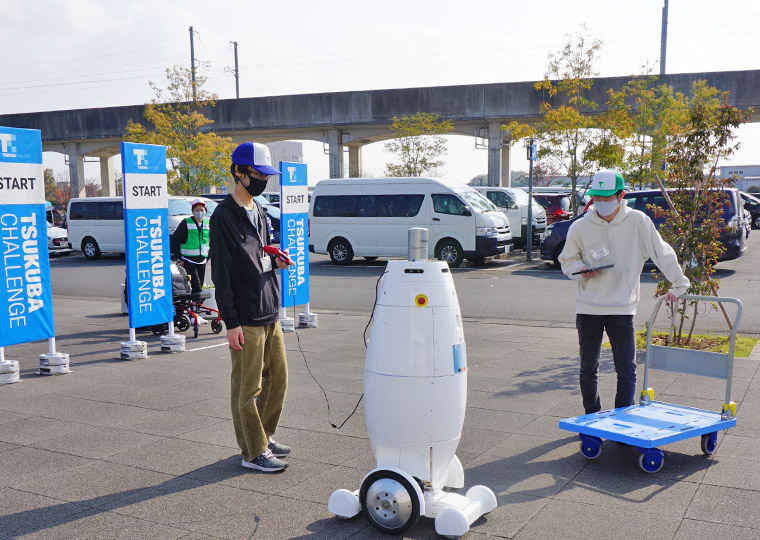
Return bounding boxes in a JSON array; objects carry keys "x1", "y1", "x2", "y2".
[{"x1": 587, "y1": 169, "x2": 625, "y2": 197}]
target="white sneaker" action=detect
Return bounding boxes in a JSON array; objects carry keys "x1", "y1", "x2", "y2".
[{"x1": 196, "y1": 315, "x2": 208, "y2": 325}]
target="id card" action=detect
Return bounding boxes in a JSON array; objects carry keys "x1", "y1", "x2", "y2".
[
  {"x1": 589, "y1": 245, "x2": 609, "y2": 261},
  {"x1": 260, "y1": 255, "x2": 273, "y2": 273}
]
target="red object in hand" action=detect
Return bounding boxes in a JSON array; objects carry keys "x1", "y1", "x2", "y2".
[{"x1": 263, "y1": 245, "x2": 293, "y2": 265}]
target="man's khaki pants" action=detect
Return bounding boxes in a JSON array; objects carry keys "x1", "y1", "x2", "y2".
[{"x1": 230, "y1": 322, "x2": 288, "y2": 462}]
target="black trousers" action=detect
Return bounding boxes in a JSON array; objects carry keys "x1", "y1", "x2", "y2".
[
  {"x1": 185, "y1": 261, "x2": 207, "y2": 294},
  {"x1": 576, "y1": 314, "x2": 637, "y2": 414}
]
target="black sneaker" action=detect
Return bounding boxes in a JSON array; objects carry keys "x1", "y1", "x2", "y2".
[
  {"x1": 268, "y1": 439, "x2": 291, "y2": 458},
  {"x1": 242, "y1": 449, "x2": 288, "y2": 472}
]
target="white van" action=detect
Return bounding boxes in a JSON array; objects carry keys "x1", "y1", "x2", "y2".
[
  {"x1": 309, "y1": 177, "x2": 512, "y2": 267},
  {"x1": 474, "y1": 187, "x2": 546, "y2": 247},
  {"x1": 67, "y1": 196, "x2": 193, "y2": 259}
]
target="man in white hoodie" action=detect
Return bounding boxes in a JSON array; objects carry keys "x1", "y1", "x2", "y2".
[{"x1": 559, "y1": 170, "x2": 690, "y2": 414}]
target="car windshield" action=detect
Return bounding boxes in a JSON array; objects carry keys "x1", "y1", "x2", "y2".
[
  {"x1": 460, "y1": 190, "x2": 498, "y2": 212},
  {"x1": 168, "y1": 199, "x2": 192, "y2": 215}
]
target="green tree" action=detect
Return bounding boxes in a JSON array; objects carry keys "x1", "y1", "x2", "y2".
[
  {"x1": 653, "y1": 81, "x2": 751, "y2": 345},
  {"x1": 533, "y1": 27, "x2": 605, "y2": 213},
  {"x1": 603, "y1": 69, "x2": 689, "y2": 190},
  {"x1": 43, "y1": 168, "x2": 57, "y2": 201},
  {"x1": 124, "y1": 66, "x2": 234, "y2": 195},
  {"x1": 505, "y1": 27, "x2": 615, "y2": 214},
  {"x1": 384, "y1": 112, "x2": 454, "y2": 177}
]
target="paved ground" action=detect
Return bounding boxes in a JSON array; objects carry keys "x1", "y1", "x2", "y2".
[{"x1": 1, "y1": 294, "x2": 759, "y2": 539}]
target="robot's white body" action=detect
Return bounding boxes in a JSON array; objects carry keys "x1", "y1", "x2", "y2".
[{"x1": 329, "y1": 230, "x2": 496, "y2": 538}]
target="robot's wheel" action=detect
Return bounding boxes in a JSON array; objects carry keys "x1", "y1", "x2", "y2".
[
  {"x1": 175, "y1": 315, "x2": 190, "y2": 332},
  {"x1": 360, "y1": 470, "x2": 420, "y2": 534},
  {"x1": 211, "y1": 319, "x2": 223, "y2": 334}
]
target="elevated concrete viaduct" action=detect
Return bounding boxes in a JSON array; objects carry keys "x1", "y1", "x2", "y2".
[{"x1": 1, "y1": 69, "x2": 757, "y2": 197}]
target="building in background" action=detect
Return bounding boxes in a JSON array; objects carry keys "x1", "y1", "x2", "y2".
[
  {"x1": 717, "y1": 165, "x2": 760, "y2": 191},
  {"x1": 205, "y1": 141, "x2": 304, "y2": 195},
  {"x1": 265, "y1": 141, "x2": 304, "y2": 192}
]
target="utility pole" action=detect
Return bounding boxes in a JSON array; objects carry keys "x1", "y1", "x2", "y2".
[
  {"x1": 189, "y1": 26, "x2": 197, "y2": 101},
  {"x1": 526, "y1": 138, "x2": 536, "y2": 262},
  {"x1": 232, "y1": 41, "x2": 239, "y2": 99},
  {"x1": 660, "y1": 0, "x2": 669, "y2": 76}
]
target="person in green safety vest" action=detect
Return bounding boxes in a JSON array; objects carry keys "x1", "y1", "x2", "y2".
[{"x1": 171, "y1": 198, "x2": 210, "y2": 295}]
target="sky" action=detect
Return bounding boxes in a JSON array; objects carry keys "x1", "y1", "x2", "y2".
[{"x1": 3, "y1": 0, "x2": 759, "y2": 185}]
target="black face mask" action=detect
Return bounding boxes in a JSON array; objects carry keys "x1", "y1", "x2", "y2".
[{"x1": 243, "y1": 174, "x2": 268, "y2": 197}]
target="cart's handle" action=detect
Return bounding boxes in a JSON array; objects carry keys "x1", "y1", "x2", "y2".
[{"x1": 646, "y1": 295, "x2": 743, "y2": 353}]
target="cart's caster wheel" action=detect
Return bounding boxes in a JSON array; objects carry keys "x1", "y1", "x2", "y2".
[
  {"x1": 579, "y1": 434, "x2": 602, "y2": 459},
  {"x1": 359, "y1": 470, "x2": 420, "y2": 534},
  {"x1": 150, "y1": 324, "x2": 166, "y2": 336},
  {"x1": 638, "y1": 449, "x2": 664, "y2": 473},
  {"x1": 211, "y1": 319, "x2": 223, "y2": 334},
  {"x1": 701, "y1": 432, "x2": 718, "y2": 455},
  {"x1": 175, "y1": 315, "x2": 190, "y2": 332},
  {"x1": 193, "y1": 323, "x2": 199, "y2": 339}
]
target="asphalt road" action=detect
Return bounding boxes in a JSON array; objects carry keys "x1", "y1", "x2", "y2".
[{"x1": 48, "y1": 232, "x2": 760, "y2": 334}]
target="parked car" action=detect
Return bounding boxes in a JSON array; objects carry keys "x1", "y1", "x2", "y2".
[
  {"x1": 740, "y1": 191, "x2": 760, "y2": 229},
  {"x1": 45, "y1": 201, "x2": 65, "y2": 226},
  {"x1": 474, "y1": 186, "x2": 547, "y2": 247},
  {"x1": 540, "y1": 188, "x2": 748, "y2": 266},
  {"x1": 309, "y1": 177, "x2": 512, "y2": 267},
  {"x1": 261, "y1": 191, "x2": 281, "y2": 206},
  {"x1": 532, "y1": 193, "x2": 573, "y2": 225},
  {"x1": 47, "y1": 222, "x2": 72, "y2": 255},
  {"x1": 519, "y1": 186, "x2": 591, "y2": 208},
  {"x1": 67, "y1": 196, "x2": 207, "y2": 259}
]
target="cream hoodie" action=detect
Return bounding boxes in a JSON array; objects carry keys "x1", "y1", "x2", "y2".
[{"x1": 558, "y1": 201, "x2": 690, "y2": 315}]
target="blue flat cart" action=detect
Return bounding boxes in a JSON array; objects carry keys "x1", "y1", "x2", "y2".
[{"x1": 559, "y1": 295, "x2": 742, "y2": 473}]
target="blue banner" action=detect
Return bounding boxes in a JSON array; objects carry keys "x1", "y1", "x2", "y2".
[
  {"x1": 0, "y1": 127, "x2": 54, "y2": 347},
  {"x1": 279, "y1": 161, "x2": 309, "y2": 308},
  {"x1": 121, "y1": 142, "x2": 173, "y2": 328}
]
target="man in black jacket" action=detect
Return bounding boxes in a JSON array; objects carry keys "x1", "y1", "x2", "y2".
[{"x1": 210, "y1": 141, "x2": 293, "y2": 473}]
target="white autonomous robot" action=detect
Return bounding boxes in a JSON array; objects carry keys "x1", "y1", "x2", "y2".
[{"x1": 329, "y1": 228, "x2": 496, "y2": 538}]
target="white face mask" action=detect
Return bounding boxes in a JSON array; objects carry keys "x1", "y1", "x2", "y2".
[
  {"x1": 193, "y1": 210, "x2": 206, "y2": 221},
  {"x1": 594, "y1": 199, "x2": 619, "y2": 217}
]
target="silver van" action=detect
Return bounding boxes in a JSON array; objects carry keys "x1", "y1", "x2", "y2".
[{"x1": 474, "y1": 187, "x2": 546, "y2": 247}]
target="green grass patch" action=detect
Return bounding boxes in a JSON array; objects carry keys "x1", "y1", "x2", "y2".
[{"x1": 602, "y1": 331, "x2": 757, "y2": 358}]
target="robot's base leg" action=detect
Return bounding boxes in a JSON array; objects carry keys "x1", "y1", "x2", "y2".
[
  {"x1": 328, "y1": 488, "x2": 361, "y2": 519},
  {"x1": 428, "y1": 485, "x2": 497, "y2": 539}
]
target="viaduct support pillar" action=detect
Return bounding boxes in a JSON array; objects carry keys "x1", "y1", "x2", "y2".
[
  {"x1": 500, "y1": 143, "x2": 511, "y2": 187},
  {"x1": 487, "y1": 122, "x2": 502, "y2": 187},
  {"x1": 348, "y1": 146, "x2": 362, "y2": 178},
  {"x1": 100, "y1": 156, "x2": 116, "y2": 196},
  {"x1": 66, "y1": 144, "x2": 86, "y2": 198},
  {"x1": 328, "y1": 129, "x2": 344, "y2": 179}
]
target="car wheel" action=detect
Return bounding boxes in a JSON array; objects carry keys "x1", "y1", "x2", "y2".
[
  {"x1": 328, "y1": 237, "x2": 354, "y2": 265},
  {"x1": 553, "y1": 242, "x2": 565, "y2": 267},
  {"x1": 81, "y1": 237, "x2": 102, "y2": 259},
  {"x1": 755, "y1": 215, "x2": 760, "y2": 229},
  {"x1": 435, "y1": 239, "x2": 464, "y2": 268}
]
